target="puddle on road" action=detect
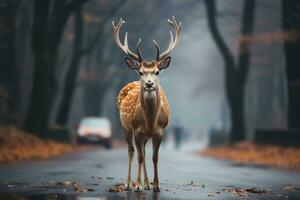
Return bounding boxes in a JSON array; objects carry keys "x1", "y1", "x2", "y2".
[
  {"x1": 0, "y1": 194, "x2": 74, "y2": 200},
  {"x1": 46, "y1": 171, "x2": 73, "y2": 175},
  {"x1": 230, "y1": 162, "x2": 271, "y2": 169},
  {"x1": 0, "y1": 194, "x2": 110, "y2": 200},
  {"x1": 0, "y1": 192, "x2": 159, "y2": 200},
  {"x1": 0, "y1": 181, "x2": 160, "y2": 200}
]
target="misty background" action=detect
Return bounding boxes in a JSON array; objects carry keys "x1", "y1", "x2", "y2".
[{"x1": 1, "y1": 0, "x2": 298, "y2": 145}]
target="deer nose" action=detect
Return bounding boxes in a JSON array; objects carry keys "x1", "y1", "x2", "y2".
[{"x1": 145, "y1": 81, "x2": 154, "y2": 89}]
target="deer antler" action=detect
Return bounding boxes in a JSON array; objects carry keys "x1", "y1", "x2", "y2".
[
  {"x1": 112, "y1": 18, "x2": 142, "y2": 61},
  {"x1": 153, "y1": 16, "x2": 181, "y2": 61}
]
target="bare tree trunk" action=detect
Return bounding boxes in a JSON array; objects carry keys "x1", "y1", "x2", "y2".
[
  {"x1": 56, "y1": 7, "x2": 83, "y2": 125},
  {"x1": 230, "y1": 0, "x2": 256, "y2": 142},
  {"x1": 204, "y1": 0, "x2": 256, "y2": 142},
  {"x1": 24, "y1": 0, "x2": 87, "y2": 136},
  {"x1": 282, "y1": 0, "x2": 300, "y2": 130},
  {"x1": 55, "y1": 0, "x2": 126, "y2": 125},
  {"x1": 0, "y1": 0, "x2": 20, "y2": 125}
]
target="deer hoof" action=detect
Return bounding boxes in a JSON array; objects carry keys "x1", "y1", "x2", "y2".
[
  {"x1": 124, "y1": 183, "x2": 132, "y2": 190},
  {"x1": 153, "y1": 185, "x2": 160, "y2": 192},
  {"x1": 144, "y1": 184, "x2": 151, "y2": 190},
  {"x1": 134, "y1": 184, "x2": 143, "y2": 192}
]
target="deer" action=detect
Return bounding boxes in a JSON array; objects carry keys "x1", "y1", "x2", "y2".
[{"x1": 112, "y1": 16, "x2": 181, "y2": 192}]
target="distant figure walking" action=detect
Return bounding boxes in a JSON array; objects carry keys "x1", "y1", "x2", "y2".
[{"x1": 172, "y1": 119, "x2": 183, "y2": 149}]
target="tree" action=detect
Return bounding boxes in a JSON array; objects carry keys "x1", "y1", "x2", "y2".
[
  {"x1": 282, "y1": 0, "x2": 300, "y2": 130},
  {"x1": 55, "y1": 0, "x2": 126, "y2": 125},
  {"x1": 204, "y1": 0, "x2": 256, "y2": 142},
  {"x1": 0, "y1": 0, "x2": 20, "y2": 125},
  {"x1": 24, "y1": 0, "x2": 88, "y2": 136}
]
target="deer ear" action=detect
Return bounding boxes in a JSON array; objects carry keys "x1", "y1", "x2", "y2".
[
  {"x1": 158, "y1": 56, "x2": 171, "y2": 70},
  {"x1": 125, "y1": 57, "x2": 140, "y2": 70}
]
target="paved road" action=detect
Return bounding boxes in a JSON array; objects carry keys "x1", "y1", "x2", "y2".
[{"x1": 0, "y1": 141, "x2": 300, "y2": 199}]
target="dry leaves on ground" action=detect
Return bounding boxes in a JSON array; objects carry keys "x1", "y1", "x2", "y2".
[
  {"x1": 223, "y1": 187, "x2": 268, "y2": 197},
  {"x1": 200, "y1": 142, "x2": 300, "y2": 170},
  {"x1": 53, "y1": 181, "x2": 95, "y2": 193},
  {"x1": 175, "y1": 181, "x2": 201, "y2": 191},
  {"x1": 180, "y1": 181, "x2": 200, "y2": 187},
  {"x1": 107, "y1": 183, "x2": 125, "y2": 192},
  {"x1": 0, "y1": 126, "x2": 74, "y2": 163},
  {"x1": 282, "y1": 185, "x2": 300, "y2": 192},
  {"x1": 91, "y1": 176, "x2": 102, "y2": 180}
]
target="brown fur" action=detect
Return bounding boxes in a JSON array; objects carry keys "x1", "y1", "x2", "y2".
[
  {"x1": 113, "y1": 16, "x2": 180, "y2": 192},
  {"x1": 118, "y1": 81, "x2": 170, "y2": 133},
  {"x1": 118, "y1": 77, "x2": 170, "y2": 191}
]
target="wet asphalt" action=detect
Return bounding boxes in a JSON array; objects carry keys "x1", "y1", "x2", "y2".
[{"x1": 0, "y1": 141, "x2": 300, "y2": 200}]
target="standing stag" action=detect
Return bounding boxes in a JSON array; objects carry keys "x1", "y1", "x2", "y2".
[{"x1": 112, "y1": 16, "x2": 181, "y2": 192}]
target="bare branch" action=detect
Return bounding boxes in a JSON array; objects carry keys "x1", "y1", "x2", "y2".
[
  {"x1": 65, "y1": 0, "x2": 89, "y2": 13},
  {"x1": 204, "y1": 0, "x2": 235, "y2": 69},
  {"x1": 81, "y1": 0, "x2": 127, "y2": 55}
]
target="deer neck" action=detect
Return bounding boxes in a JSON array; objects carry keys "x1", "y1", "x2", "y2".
[{"x1": 140, "y1": 86, "x2": 161, "y2": 130}]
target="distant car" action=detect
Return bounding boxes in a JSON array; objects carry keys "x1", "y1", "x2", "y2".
[{"x1": 77, "y1": 117, "x2": 112, "y2": 149}]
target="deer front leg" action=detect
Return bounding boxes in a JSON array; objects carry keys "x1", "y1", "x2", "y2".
[
  {"x1": 134, "y1": 134, "x2": 144, "y2": 192},
  {"x1": 124, "y1": 130, "x2": 134, "y2": 190},
  {"x1": 143, "y1": 139, "x2": 150, "y2": 190},
  {"x1": 152, "y1": 134, "x2": 162, "y2": 192}
]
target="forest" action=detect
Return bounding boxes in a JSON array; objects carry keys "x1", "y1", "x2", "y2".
[
  {"x1": 0, "y1": 0, "x2": 299, "y2": 144},
  {"x1": 1, "y1": 0, "x2": 300, "y2": 199}
]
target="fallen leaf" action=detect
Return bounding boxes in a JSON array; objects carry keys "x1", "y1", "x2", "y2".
[
  {"x1": 107, "y1": 183, "x2": 125, "y2": 192},
  {"x1": 182, "y1": 181, "x2": 199, "y2": 187},
  {"x1": 208, "y1": 193, "x2": 215, "y2": 197},
  {"x1": 223, "y1": 187, "x2": 267, "y2": 197},
  {"x1": 282, "y1": 185, "x2": 299, "y2": 191},
  {"x1": 56, "y1": 181, "x2": 72, "y2": 188},
  {"x1": 91, "y1": 176, "x2": 102, "y2": 179},
  {"x1": 73, "y1": 183, "x2": 88, "y2": 192},
  {"x1": 7, "y1": 183, "x2": 16, "y2": 188},
  {"x1": 245, "y1": 187, "x2": 267, "y2": 194},
  {"x1": 115, "y1": 183, "x2": 125, "y2": 187},
  {"x1": 107, "y1": 187, "x2": 123, "y2": 192},
  {"x1": 41, "y1": 181, "x2": 50, "y2": 187}
]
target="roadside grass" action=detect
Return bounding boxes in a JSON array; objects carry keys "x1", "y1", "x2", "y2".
[{"x1": 200, "y1": 142, "x2": 300, "y2": 170}]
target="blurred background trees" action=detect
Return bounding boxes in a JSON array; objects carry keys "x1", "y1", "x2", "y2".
[
  {"x1": 0, "y1": 0, "x2": 299, "y2": 145},
  {"x1": 24, "y1": 0, "x2": 88, "y2": 136},
  {"x1": 282, "y1": 0, "x2": 300, "y2": 131},
  {"x1": 204, "y1": 0, "x2": 256, "y2": 142}
]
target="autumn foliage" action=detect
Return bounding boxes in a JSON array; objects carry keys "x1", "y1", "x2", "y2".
[
  {"x1": 0, "y1": 126, "x2": 74, "y2": 163},
  {"x1": 201, "y1": 142, "x2": 300, "y2": 170}
]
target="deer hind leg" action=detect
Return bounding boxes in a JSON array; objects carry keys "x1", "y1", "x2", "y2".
[
  {"x1": 134, "y1": 133, "x2": 144, "y2": 192},
  {"x1": 143, "y1": 138, "x2": 150, "y2": 190},
  {"x1": 124, "y1": 129, "x2": 134, "y2": 190},
  {"x1": 152, "y1": 134, "x2": 162, "y2": 192}
]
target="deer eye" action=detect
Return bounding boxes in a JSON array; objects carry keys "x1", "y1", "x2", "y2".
[
  {"x1": 155, "y1": 71, "x2": 160, "y2": 75},
  {"x1": 139, "y1": 71, "x2": 143, "y2": 76}
]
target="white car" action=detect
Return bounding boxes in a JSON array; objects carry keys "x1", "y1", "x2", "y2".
[{"x1": 77, "y1": 117, "x2": 112, "y2": 148}]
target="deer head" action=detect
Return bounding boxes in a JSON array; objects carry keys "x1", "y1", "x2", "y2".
[{"x1": 112, "y1": 17, "x2": 181, "y2": 96}]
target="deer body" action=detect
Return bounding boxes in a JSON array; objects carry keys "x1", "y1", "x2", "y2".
[
  {"x1": 112, "y1": 16, "x2": 181, "y2": 192},
  {"x1": 118, "y1": 81, "x2": 169, "y2": 133}
]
